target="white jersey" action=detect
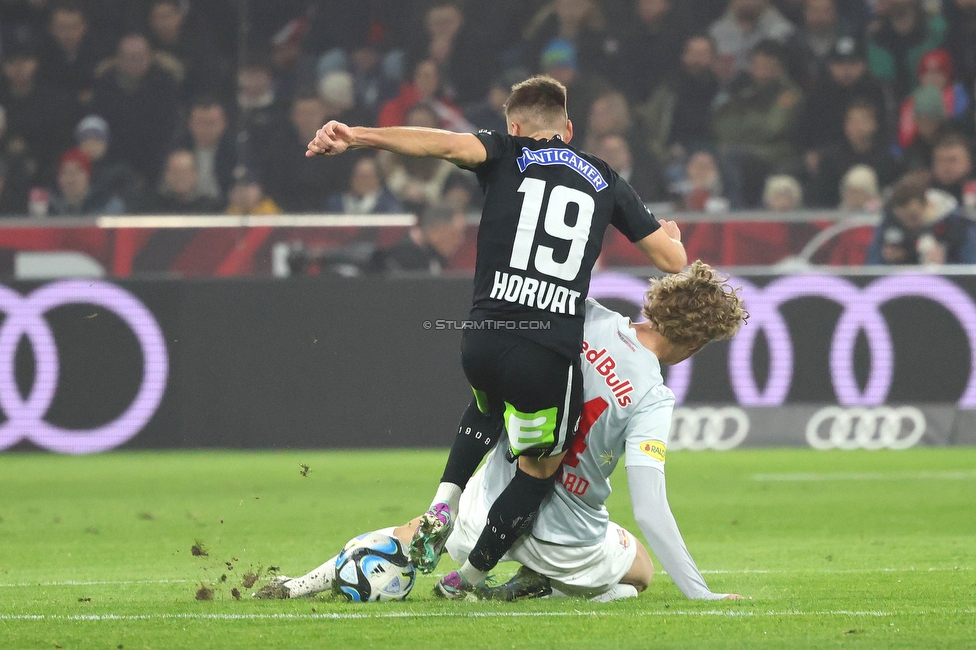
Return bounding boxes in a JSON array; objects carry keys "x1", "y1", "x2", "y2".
[{"x1": 480, "y1": 299, "x2": 675, "y2": 547}]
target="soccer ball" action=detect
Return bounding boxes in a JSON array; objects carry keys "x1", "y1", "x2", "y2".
[{"x1": 332, "y1": 532, "x2": 416, "y2": 602}]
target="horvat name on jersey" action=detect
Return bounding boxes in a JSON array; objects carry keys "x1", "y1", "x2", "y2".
[{"x1": 489, "y1": 272, "x2": 583, "y2": 315}]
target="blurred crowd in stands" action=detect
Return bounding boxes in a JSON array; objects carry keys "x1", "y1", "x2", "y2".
[{"x1": 0, "y1": 0, "x2": 974, "y2": 257}]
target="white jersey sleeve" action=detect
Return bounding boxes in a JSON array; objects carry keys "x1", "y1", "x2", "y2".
[
  {"x1": 626, "y1": 466, "x2": 727, "y2": 600},
  {"x1": 622, "y1": 386, "x2": 675, "y2": 472}
]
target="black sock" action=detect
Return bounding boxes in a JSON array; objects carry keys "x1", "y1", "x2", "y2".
[
  {"x1": 467, "y1": 467, "x2": 557, "y2": 573},
  {"x1": 440, "y1": 398, "x2": 501, "y2": 488}
]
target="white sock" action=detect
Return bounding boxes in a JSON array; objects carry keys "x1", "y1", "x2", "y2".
[
  {"x1": 458, "y1": 560, "x2": 489, "y2": 586},
  {"x1": 285, "y1": 528, "x2": 400, "y2": 597},
  {"x1": 590, "y1": 583, "x2": 639, "y2": 602},
  {"x1": 284, "y1": 556, "x2": 337, "y2": 597},
  {"x1": 430, "y1": 482, "x2": 462, "y2": 514}
]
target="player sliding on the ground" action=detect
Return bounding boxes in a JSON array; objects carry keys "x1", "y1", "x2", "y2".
[
  {"x1": 256, "y1": 262, "x2": 745, "y2": 602},
  {"x1": 307, "y1": 75, "x2": 686, "y2": 598}
]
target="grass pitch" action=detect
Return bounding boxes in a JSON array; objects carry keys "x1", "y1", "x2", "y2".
[{"x1": 0, "y1": 448, "x2": 974, "y2": 649}]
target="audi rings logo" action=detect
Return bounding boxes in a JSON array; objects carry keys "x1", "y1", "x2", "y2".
[
  {"x1": 805, "y1": 406, "x2": 927, "y2": 450},
  {"x1": 0, "y1": 280, "x2": 168, "y2": 455},
  {"x1": 590, "y1": 273, "x2": 976, "y2": 407},
  {"x1": 669, "y1": 407, "x2": 749, "y2": 451}
]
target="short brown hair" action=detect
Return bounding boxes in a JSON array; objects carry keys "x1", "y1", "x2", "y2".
[
  {"x1": 846, "y1": 97, "x2": 877, "y2": 120},
  {"x1": 642, "y1": 261, "x2": 747, "y2": 349},
  {"x1": 504, "y1": 75, "x2": 568, "y2": 127},
  {"x1": 933, "y1": 132, "x2": 973, "y2": 155},
  {"x1": 889, "y1": 172, "x2": 929, "y2": 208}
]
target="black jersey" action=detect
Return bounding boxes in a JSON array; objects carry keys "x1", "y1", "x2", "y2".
[{"x1": 462, "y1": 130, "x2": 660, "y2": 359}]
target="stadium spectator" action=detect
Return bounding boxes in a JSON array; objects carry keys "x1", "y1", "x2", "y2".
[
  {"x1": 0, "y1": 34, "x2": 77, "y2": 183},
  {"x1": 316, "y1": 43, "x2": 400, "y2": 125},
  {"x1": 522, "y1": 0, "x2": 613, "y2": 76},
  {"x1": 763, "y1": 173, "x2": 803, "y2": 210},
  {"x1": 708, "y1": 0, "x2": 796, "y2": 81},
  {"x1": 153, "y1": 150, "x2": 221, "y2": 214},
  {"x1": 796, "y1": 34, "x2": 889, "y2": 156},
  {"x1": 441, "y1": 171, "x2": 480, "y2": 212},
  {"x1": 36, "y1": 1, "x2": 103, "y2": 105},
  {"x1": 839, "y1": 164, "x2": 881, "y2": 211},
  {"x1": 318, "y1": 70, "x2": 372, "y2": 129},
  {"x1": 379, "y1": 103, "x2": 458, "y2": 214},
  {"x1": 640, "y1": 34, "x2": 720, "y2": 167},
  {"x1": 670, "y1": 150, "x2": 729, "y2": 212},
  {"x1": 74, "y1": 114, "x2": 141, "y2": 213},
  {"x1": 795, "y1": 0, "x2": 849, "y2": 83},
  {"x1": 147, "y1": 0, "x2": 227, "y2": 101},
  {"x1": 48, "y1": 147, "x2": 124, "y2": 216},
  {"x1": 263, "y1": 91, "x2": 350, "y2": 213},
  {"x1": 901, "y1": 85, "x2": 950, "y2": 170},
  {"x1": 538, "y1": 38, "x2": 610, "y2": 144},
  {"x1": 0, "y1": 104, "x2": 36, "y2": 215},
  {"x1": 464, "y1": 70, "x2": 525, "y2": 134},
  {"x1": 269, "y1": 16, "x2": 316, "y2": 104},
  {"x1": 225, "y1": 168, "x2": 282, "y2": 216},
  {"x1": 408, "y1": 0, "x2": 491, "y2": 106},
  {"x1": 897, "y1": 49, "x2": 969, "y2": 150},
  {"x1": 236, "y1": 54, "x2": 283, "y2": 166},
  {"x1": 173, "y1": 97, "x2": 235, "y2": 203},
  {"x1": 0, "y1": 159, "x2": 16, "y2": 216},
  {"x1": 90, "y1": 33, "x2": 180, "y2": 185},
  {"x1": 378, "y1": 58, "x2": 471, "y2": 131},
  {"x1": 930, "y1": 132, "x2": 975, "y2": 205},
  {"x1": 583, "y1": 91, "x2": 637, "y2": 153},
  {"x1": 713, "y1": 40, "x2": 802, "y2": 206},
  {"x1": 944, "y1": 0, "x2": 976, "y2": 93},
  {"x1": 808, "y1": 100, "x2": 901, "y2": 207},
  {"x1": 324, "y1": 155, "x2": 402, "y2": 215},
  {"x1": 593, "y1": 133, "x2": 664, "y2": 202},
  {"x1": 617, "y1": 0, "x2": 686, "y2": 103},
  {"x1": 374, "y1": 203, "x2": 467, "y2": 274},
  {"x1": 867, "y1": 173, "x2": 976, "y2": 264},
  {"x1": 867, "y1": 0, "x2": 947, "y2": 101}
]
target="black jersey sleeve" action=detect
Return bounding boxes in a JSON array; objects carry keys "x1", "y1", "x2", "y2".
[
  {"x1": 610, "y1": 174, "x2": 661, "y2": 243},
  {"x1": 461, "y1": 130, "x2": 518, "y2": 182}
]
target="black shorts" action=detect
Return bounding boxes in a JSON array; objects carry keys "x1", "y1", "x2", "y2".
[{"x1": 461, "y1": 328, "x2": 582, "y2": 459}]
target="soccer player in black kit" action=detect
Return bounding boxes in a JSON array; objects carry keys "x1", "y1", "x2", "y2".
[{"x1": 307, "y1": 76, "x2": 686, "y2": 598}]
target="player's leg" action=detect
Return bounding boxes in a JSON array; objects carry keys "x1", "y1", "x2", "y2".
[
  {"x1": 410, "y1": 393, "x2": 502, "y2": 573},
  {"x1": 410, "y1": 327, "x2": 507, "y2": 573},
  {"x1": 620, "y1": 538, "x2": 654, "y2": 592},
  {"x1": 482, "y1": 524, "x2": 647, "y2": 602},
  {"x1": 585, "y1": 540, "x2": 654, "y2": 602},
  {"x1": 254, "y1": 524, "x2": 415, "y2": 599},
  {"x1": 437, "y1": 339, "x2": 583, "y2": 597}
]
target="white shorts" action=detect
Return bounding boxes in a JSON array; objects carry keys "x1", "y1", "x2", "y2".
[{"x1": 445, "y1": 466, "x2": 638, "y2": 598}]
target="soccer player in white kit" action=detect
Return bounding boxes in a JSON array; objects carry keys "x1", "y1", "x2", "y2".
[{"x1": 257, "y1": 262, "x2": 746, "y2": 601}]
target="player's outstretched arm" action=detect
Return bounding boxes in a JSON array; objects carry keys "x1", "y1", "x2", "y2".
[
  {"x1": 306, "y1": 121, "x2": 488, "y2": 167},
  {"x1": 635, "y1": 221, "x2": 687, "y2": 274},
  {"x1": 626, "y1": 465, "x2": 741, "y2": 600}
]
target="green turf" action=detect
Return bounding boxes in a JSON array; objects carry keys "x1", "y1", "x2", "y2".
[{"x1": 0, "y1": 448, "x2": 974, "y2": 649}]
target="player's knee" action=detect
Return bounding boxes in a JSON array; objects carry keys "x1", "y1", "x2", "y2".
[{"x1": 624, "y1": 541, "x2": 654, "y2": 592}]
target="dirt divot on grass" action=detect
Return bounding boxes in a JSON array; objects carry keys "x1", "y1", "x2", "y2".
[
  {"x1": 194, "y1": 584, "x2": 214, "y2": 600},
  {"x1": 241, "y1": 570, "x2": 259, "y2": 589}
]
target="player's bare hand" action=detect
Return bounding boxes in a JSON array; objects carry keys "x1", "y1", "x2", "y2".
[
  {"x1": 659, "y1": 219, "x2": 681, "y2": 242},
  {"x1": 724, "y1": 594, "x2": 744, "y2": 600},
  {"x1": 306, "y1": 121, "x2": 355, "y2": 157}
]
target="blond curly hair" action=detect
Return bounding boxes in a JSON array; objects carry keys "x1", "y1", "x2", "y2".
[{"x1": 642, "y1": 261, "x2": 748, "y2": 349}]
